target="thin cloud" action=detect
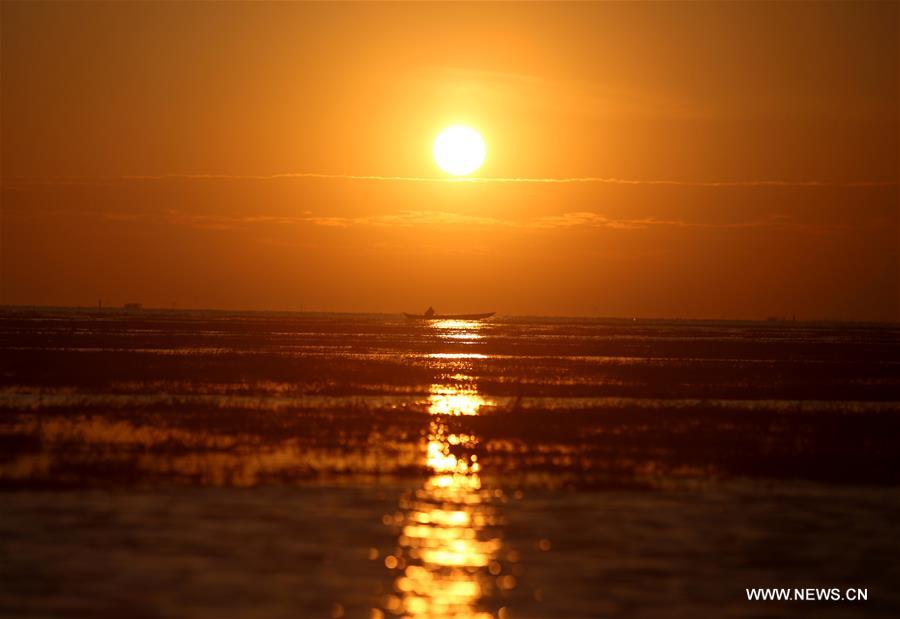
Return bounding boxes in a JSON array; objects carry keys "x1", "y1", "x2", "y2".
[
  {"x1": 255, "y1": 211, "x2": 503, "y2": 229},
  {"x1": 3, "y1": 200, "x2": 857, "y2": 235},
  {"x1": 259, "y1": 209, "x2": 815, "y2": 232},
  {"x1": 1, "y1": 173, "x2": 894, "y2": 188},
  {"x1": 530, "y1": 211, "x2": 817, "y2": 231}
]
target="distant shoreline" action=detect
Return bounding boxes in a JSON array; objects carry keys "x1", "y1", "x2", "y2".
[{"x1": 0, "y1": 304, "x2": 897, "y2": 326}]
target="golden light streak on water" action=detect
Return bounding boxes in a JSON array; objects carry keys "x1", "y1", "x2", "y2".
[
  {"x1": 383, "y1": 317, "x2": 509, "y2": 618},
  {"x1": 430, "y1": 320, "x2": 486, "y2": 341}
]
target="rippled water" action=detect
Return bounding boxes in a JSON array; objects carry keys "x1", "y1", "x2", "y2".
[{"x1": 1, "y1": 308, "x2": 899, "y2": 618}]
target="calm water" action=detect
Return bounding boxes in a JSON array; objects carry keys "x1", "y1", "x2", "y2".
[{"x1": 1, "y1": 308, "x2": 899, "y2": 618}]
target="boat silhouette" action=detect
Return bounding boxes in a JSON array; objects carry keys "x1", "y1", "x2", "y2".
[{"x1": 404, "y1": 306, "x2": 494, "y2": 320}]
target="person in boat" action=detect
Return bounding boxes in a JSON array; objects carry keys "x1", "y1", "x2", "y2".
[{"x1": 424, "y1": 306, "x2": 435, "y2": 318}]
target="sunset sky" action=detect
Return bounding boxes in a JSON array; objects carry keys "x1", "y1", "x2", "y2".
[{"x1": 2, "y1": 1, "x2": 897, "y2": 320}]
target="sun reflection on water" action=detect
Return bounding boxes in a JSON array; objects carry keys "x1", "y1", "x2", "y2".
[
  {"x1": 430, "y1": 320, "x2": 486, "y2": 340},
  {"x1": 428, "y1": 382, "x2": 491, "y2": 418},
  {"x1": 381, "y1": 320, "x2": 510, "y2": 619}
]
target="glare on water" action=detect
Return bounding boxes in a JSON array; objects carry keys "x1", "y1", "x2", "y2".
[
  {"x1": 383, "y1": 320, "x2": 508, "y2": 619},
  {"x1": 431, "y1": 320, "x2": 486, "y2": 341}
]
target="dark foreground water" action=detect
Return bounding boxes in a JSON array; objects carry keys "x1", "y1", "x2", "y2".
[{"x1": 1, "y1": 308, "x2": 899, "y2": 618}]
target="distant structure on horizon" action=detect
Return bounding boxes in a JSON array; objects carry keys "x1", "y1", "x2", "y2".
[{"x1": 123, "y1": 302, "x2": 142, "y2": 310}]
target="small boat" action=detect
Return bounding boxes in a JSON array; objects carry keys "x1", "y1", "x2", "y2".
[{"x1": 404, "y1": 307, "x2": 494, "y2": 321}]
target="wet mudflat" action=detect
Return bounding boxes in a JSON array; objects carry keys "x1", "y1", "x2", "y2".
[{"x1": 1, "y1": 308, "x2": 899, "y2": 618}]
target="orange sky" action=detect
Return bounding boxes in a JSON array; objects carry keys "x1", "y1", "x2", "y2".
[{"x1": 2, "y1": 2, "x2": 897, "y2": 319}]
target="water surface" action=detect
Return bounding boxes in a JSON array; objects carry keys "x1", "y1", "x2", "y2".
[{"x1": 1, "y1": 309, "x2": 898, "y2": 618}]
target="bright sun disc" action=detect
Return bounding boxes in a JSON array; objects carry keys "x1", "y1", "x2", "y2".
[{"x1": 433, "y1": 126, "x2": 486, "y2": 176}]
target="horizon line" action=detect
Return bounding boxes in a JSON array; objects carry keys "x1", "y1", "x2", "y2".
[{"x1": 0, "y1": 303, "x2": 897, "y2": 325}]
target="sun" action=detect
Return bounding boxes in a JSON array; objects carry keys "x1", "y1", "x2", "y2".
[{"x1": 433, "y1": 125, "x2": 486, "y2": 176}]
